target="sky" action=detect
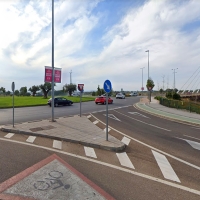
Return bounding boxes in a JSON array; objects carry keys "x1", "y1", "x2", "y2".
[{"x1": 0, "y1": 0, "x2": 200, "y2": 92}]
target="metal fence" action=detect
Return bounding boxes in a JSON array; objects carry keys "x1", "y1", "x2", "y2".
[{"x1": 159, "y1": 98, "x2": 200, "y2": 114}]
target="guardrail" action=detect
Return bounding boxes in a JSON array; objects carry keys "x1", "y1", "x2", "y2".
[{"x1": 159, "y1": 98, "x2": 200, "y2": 114}]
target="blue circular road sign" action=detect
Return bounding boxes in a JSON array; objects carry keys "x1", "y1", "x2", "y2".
[{"x1": 103, "y1": 80, "x2": 112, "y2": 93}]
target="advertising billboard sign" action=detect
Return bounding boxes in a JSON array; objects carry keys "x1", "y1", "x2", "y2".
[{"x1": 44, "y1": 66, "x2": 62, "y2": 83}]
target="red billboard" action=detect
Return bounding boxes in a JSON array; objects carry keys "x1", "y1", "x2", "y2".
[{"x1": 44, "y1": 66, "x2": 62, "y2": 83}]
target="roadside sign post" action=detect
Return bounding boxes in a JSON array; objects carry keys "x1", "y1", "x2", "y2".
[
  {"x1": 11, "y1": 82, "x2": 15, "y2": 127},
  {"x1": 78, "y1": 84, "x2": 84, "y2": 117},
  {"x1": 103, "y1": 80, "x2": 112, "y2": 141}
]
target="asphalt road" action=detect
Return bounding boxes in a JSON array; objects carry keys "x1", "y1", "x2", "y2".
[
  {"x1": 0, "y1": 97, "x2": 200, "y2": 199},
  {"x1": 0, "y1": 97, "x2": 139, "y2": 125}
]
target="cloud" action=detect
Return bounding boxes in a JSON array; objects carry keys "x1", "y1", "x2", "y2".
[{"x1": 0, "y1": 0, "x2": 200, "y2": 92}]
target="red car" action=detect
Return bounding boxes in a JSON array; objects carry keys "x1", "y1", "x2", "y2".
[{"x1": 95, "y1": 96, "x2": 113, "y2": 105}]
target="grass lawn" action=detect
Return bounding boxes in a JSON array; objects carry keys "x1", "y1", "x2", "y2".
[{"x1": 0, "y1": 96, "x2": 95, "y2": 108}]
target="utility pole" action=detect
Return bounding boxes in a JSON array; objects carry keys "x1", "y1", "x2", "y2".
[{"x1": 166, "y1": 76, "x2": 169, "y2": 89}]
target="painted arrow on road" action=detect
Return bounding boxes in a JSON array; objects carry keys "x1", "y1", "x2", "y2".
[
  {"x1": 128, "y1": 112, "x2": 149, "y2": 118},
  {"x1": 103, "y1": 114, "x2": 121, "y2": 121}
]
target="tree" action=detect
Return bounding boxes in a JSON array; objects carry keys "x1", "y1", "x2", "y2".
[
  {"x1": 146, "y1": 78, "x2": 155, "y2": 101},
  {"x1": 14, "y1": 90, "x2": 20, "y2": 96},
  {"x1": 6, "y1": 91, "x2": 11, "y2": 96},
  {"x1": 39, "y1": 82, "x2": 54, "y2": 98},
  {"x1": 63, "y1": 84, "x2": 77, "y2": 96},
  {"x1": 20, "y1": 87, "x2": 27, "y2": 96},
  {"x1": 97, "y1": 85, "x2": 101, "y2": 96},
  {"x1": 29, "y1": 85, "x2": 40, "y2": 96},
  {"x1": 0, "y1": 87, "x2": 6, "y2": 96}
]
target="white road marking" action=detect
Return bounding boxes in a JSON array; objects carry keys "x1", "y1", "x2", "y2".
[
  {"x1": 26, "y1": 136, "x2": 36, "y2": 143},
  {"x1": 1, "y1": 138, "x2": 200, "y2": 196},
  {"x1": 128, "y1": 112, "x2": 149, "y2": 118},
  {"x1": 87, "y1": 115, "x2": 91, "y2": 118},
  {"x1": 90, "y1": 113, "x2": 200, "y2": 171},
  {"x1": 4, "y1": 133, "x2": 14, "y2": 138},
  {"x1": 84, "y1": 146, "x2": 97, "y2": 158},
  {"x1": 177, "y1": 137, "x2": 200, "y2": 151},
  {"x1": 103, "y1": 114, "x2": 121, "y2": 121},
  {"x1": 184, "y1": 135, "x2": 200, "y2": 141},
  {"x1": 113, "y1": 110, "x2": 170, "y2": 131},
  {"x1": 152, "y1": 150, "x2": 180, "y2": 183},
  {"x1": 53, "y1": 140, "x2": 62, "y2": 149},
  {"x1": 103, "y1": 128, "x2": 111, "y2": 132},
  {"x1": 121, "y1": 136, "x2": 130, "y2": 146},
  {"x1": 116, "y1": 152, "x2": 135, "y2": 169},
  {"x1": 190, "y1": 127, "x2": 200, "y2": 130},
  {"x1": 93, "y1": 120, "x2": 99, "y2": 124}
]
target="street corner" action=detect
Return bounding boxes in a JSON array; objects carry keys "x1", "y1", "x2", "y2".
[{"x1": 0, "y1": 154, "x2": 115, "y2": 200}]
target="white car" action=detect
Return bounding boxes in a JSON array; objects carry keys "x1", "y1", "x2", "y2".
[
  {"x1": 130, "y1": 92, "x2": 138, "y2": 96},
  {"x1": 116, "y1": 93, "x2": 125, "y2": 99}
]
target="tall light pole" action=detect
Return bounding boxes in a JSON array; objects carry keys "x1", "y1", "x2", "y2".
[
  {"x1": 172, "y1": 68, "x2": 178, "y2": 90},
  {"x1": 145, "y1": 50, "x2": 150, "y2": 101},
  {"x1": 51, "y1": 0, "x2": 55, "y2": 122},
  {"x1": 140, "y1": 67, "x2": 145, "y2": 92},
  {"x1": 145, "y1": 50, "x2": 149, "y2": 79},
  {"x1": 70, "y1": 70, "x2": 72, "y2": 84}
]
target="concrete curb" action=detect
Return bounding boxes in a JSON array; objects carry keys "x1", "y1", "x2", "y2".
[
  {"x1": 0, "y1": 127, "x2": 126, "y2": 152},
  {"x1": 135, "y1": 103, "x2": 200, "y2": 127}
]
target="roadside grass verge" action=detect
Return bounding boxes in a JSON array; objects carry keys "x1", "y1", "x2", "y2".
[{"x1": 0, "y1": 96, "x2": 95, "y2": 108}]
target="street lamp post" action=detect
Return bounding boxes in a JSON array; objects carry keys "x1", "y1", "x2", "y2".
[
  {"x1": 172, "y1": 68, "x2": 178, "y2": 91},
  {"x1": 145, "y1": 50, "x2": 149, "y2": 79},
  {"x1": 140, "y1": 67, "x2": 145, "y2": 94},
  {"x1": 145, "y1": 50, "x2": 150, "y2": 101}
]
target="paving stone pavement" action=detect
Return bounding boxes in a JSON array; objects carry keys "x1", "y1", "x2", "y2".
[{"x1": 0, "y1": 115, "x2": 125, "y2": 152}]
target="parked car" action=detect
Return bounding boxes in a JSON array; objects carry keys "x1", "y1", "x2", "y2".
[
  {"x1": 72, "y1": 92, "x2": 80, "y2": 96},
  {"x1": 116, "y1": 93, "x2": 125, "y2": 99},
  {"x1": 47, "y1": 97, "x2": 73, "y2": 107},
  {"x1": 129, "y1": 92, "x2": 138, "y2": 96},
  {"x1": 95, "y1": 96, "x2": 113, "y2": 104}
]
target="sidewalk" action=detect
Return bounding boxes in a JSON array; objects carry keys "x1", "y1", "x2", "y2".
[
  {"x1": 136, "y1": 97, "x2": 200, "y2": 126},
  {"x1": 0, "y1": 115, "x2": 125, "y2": 152}
]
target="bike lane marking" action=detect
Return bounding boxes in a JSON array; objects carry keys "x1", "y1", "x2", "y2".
[{"x1": 0, "y1": 154, "x2": 115, "y2": 200}]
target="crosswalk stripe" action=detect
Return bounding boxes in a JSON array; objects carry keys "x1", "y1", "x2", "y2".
[
  {"x1": 26, "y1": 136, "x2": 36, "y2": 143},
  {"x1": 121, "y1": 136, "x2": 130, "y2": 146},
  {"x1": 116, "y1": 152, "x2": 135, "y2": 169},
  {"x1": 103, "y1": 128, "x2": 111, "y2": 132},
  {"x1": 84, "y1": 146, "x2": 97, "y2": 158},
  {"x1": 87, "y1": 115, "x2": 91, "y2": 118},
  {"x1": 53, "y1": 140, "x2": 62, "y2": 149},
  {"x1": 4, "y1": 133, "x2": 14, "y2": 138},
  {"x1": 93, "y1": 120, "x2": 99, "y2": 124},
  {"x1": 152, "y1": 150, "x2": 180, "y2": 183}
]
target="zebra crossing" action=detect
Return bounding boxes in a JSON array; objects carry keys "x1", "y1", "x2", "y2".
[{"x1": 2, "y1": 132, "x2": 200, "y2": 183}]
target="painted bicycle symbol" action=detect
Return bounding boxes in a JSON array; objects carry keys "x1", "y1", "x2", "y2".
[{"x1": 34, "y1": 170, "x2": 70, "y2": 191}]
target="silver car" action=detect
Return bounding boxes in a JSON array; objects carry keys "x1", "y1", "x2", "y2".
[{"x1": 116, "y1": 93, "x2": 125, "y2": 99}]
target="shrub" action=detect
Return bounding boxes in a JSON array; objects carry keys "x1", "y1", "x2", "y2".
[{"x1": 173, "y1": 93, "x2": 181, "y2": 100}]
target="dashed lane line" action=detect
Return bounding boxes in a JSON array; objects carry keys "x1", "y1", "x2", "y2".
[
  {"x1": 90, "y1": 113, "x2": 200, "y2": 171},
  {"x1": 53, "y1": 140, "x2": 62, "y2": 150},
  {"x1": 4, "y1": 133, "x2": 14, "y2": 138},
  {"x1": 84, "y1": 146, "x2": 97, "y2": 158},
  {"x1": 116, "y1": 152, "x2": 135, "y2": 169},
  {"x1": 121, "y1": 136, "x2": 130, "y2": 146},
  {"x1": 184, "y1": 135, "x2": 200, "y2": 141},
  {"x1": 177, "y1": 137, "x2": 200, "y2": 151},
  {"x1": 152, "y1": 150, "x2": 180, "y2": 183},
  {"x1": 26, "y1": 136, "x2": 36, "y2": 143},
  {"x1": 1, "y1": 137, "x2": 200, "y2": 196}
]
